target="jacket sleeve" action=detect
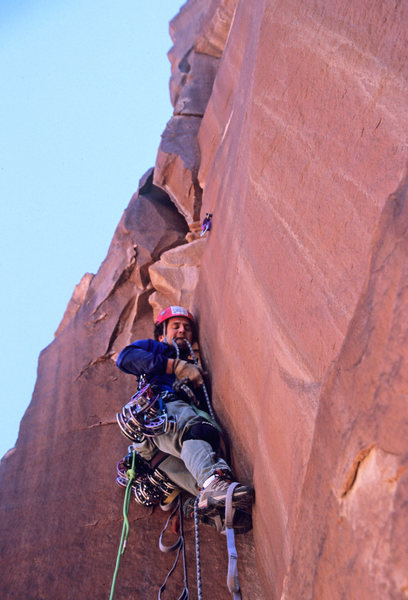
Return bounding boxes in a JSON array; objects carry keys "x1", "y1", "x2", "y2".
[{"x1": 116, "y1": 339, "x2": 170, "y2": 377}]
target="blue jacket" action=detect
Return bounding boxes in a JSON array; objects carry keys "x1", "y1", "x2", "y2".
[{"x1": 116, "y1": 339, "x2": 181, "y2": 392}]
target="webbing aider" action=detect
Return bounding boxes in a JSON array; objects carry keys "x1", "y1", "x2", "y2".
[
  {"x1": 158, "y1": 495, "x2": 189, "y2": 600},
  {"x1": 225, "y1": 483, "x2": 242, "y2": 600}
]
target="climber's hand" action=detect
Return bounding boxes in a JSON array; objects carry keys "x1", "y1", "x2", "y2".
[
  {"x1": 173, "y1": 377, "x2": 199, "y2": 405},
  {"x1": 172, "y1": 358, "x2": 203, "y2": 388}
]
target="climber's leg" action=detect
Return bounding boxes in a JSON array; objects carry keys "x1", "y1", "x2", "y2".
[
  {"x1": 158, "y1": 454, "x2": 199, "y2": 497},
  {"x1": 154, "y1": 400, "x2": 254, "y2": 510},
  {"x1": 153, "y1": 400, "x2": 229, "y2": 484}
]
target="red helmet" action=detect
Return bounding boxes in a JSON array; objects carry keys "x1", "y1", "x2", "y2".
[{"x1": 155, "y1": 305, "x2": 195, "y2": 326}]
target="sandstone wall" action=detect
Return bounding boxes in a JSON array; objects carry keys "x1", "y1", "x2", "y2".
[
  {"x1": 1, "y1": 1, "x2": 407, "y2": 599},
  {"x1": 194, "y1": 1, "x2": 408, "y2": 597}
]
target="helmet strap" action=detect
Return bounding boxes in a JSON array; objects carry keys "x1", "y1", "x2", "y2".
[{"x1": 163, "y1": 321, "x2": 167, "y2": 343}]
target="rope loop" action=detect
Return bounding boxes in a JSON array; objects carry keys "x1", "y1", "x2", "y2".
[{"x1": 158, "y1": 495, "x2": 190, "y2": 600}]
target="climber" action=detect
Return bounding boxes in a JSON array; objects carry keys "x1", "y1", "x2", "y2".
[{"x1": 116, "y1": 305, "x2": 254, "y2": 516}]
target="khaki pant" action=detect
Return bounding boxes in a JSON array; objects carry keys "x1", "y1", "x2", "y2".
[{"x1": 132, "y1": 400, "x2": 229, "y2": 493}]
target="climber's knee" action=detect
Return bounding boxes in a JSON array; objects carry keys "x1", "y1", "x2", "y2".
[{"x1": 182, "y1": 422, "x2": 220, "y2": 452}]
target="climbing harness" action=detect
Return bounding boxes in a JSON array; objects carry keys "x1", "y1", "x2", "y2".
[{"x1": 200, "y1": 213, "x2": 212, "y2": 237}]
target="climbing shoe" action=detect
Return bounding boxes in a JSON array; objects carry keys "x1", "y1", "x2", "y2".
[
  {"x1": 183, "y1": 497, "x2": 252, "y2": 534},
  {"x1": 198, "y1": 474, "x2": 254, "y2": 511}
]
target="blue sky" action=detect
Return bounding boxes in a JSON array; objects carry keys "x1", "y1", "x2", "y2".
[{"x1": 0, "y1": 0, "x2": 184, "y2": 459}]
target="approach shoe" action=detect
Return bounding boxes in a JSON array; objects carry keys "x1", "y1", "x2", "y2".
[
  {"x1": 198, "y1": 473, "x2": 254, "y2": 511},
  {"x1": 183, "y1": 497, "x2": 252, "y2": 534}
]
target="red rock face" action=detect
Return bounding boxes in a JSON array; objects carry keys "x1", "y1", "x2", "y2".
[
  {"x1": 1, "y1": 1, "x2": 408, "y2": 599},
  {"x1": 195, "y1": 0, "x2": 408, "y2": 597},
  {"x1": 282, "y1": 175, "x2": 408, "y2": 599},
  {"x1": 0, "y1": 176, "x2": 191, "y2": 599},
  {"x1": 0, "y1": 173, "x2": 260, "y2": 599},
  {"x1": 155, "y1": 0, "x2": 238, "y2": 227}
]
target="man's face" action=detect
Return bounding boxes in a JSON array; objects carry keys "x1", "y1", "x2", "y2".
[{"x1": 159, "y1": 316, "x2": 193, "y2": 347}]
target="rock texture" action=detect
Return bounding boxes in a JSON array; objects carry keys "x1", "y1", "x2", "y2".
[
  {"x1": 1, "y1": 1, "x2": 408, "y2": 599},
  {"x1": 55, "y1": 272, "x2": 94, "y2": 337},
  {"x1": 194, "y1": 1, "x2": 408, "y2": 596},
  {"x1": 281, "y1": 177, "x2": 408, "y2": 599},
  {"x1": 154, "y1": 0, "x2": 238, "y2": 226},
  {"x1": 149, "y1": 237, "x2": 206, "y2": 312}
]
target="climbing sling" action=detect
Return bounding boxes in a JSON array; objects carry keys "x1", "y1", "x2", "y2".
[{"x1": 158, "y1": 495, "x2": 189, "y2": 600}]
